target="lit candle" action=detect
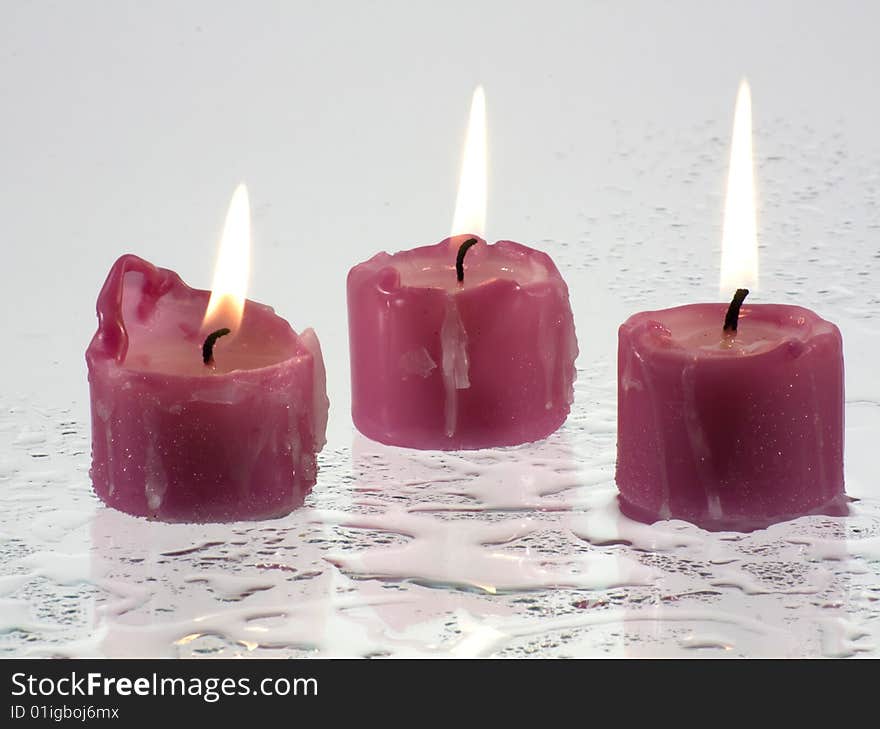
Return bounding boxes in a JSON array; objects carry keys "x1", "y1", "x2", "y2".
[
  {"x1": 347, "y1": 87, "x2": 578, "y2": 449},
  {"x1": 86, "y1": 185, "x2": 329, "y2": 522},
  {"x1": 615, "y1": 81, "x2": 847, "y2": 531}
]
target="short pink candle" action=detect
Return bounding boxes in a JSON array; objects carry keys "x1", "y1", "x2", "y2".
[
  {"x1": 86, "y1": 254, "x2": 329, "y2": 522},
  {"x1": 616, "y1": 302, "x2": 846, "y2": 531},
  {"x1": 347, "y1": 234, "x2": 578, "y2": 450}
]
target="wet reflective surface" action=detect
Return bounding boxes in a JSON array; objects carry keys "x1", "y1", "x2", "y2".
[{"x1": 2, "y1": 399, "x2": 878, "y2": 657}]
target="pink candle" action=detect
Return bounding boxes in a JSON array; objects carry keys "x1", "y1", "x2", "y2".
[
  {"x1": 616, "y1": 301, "x2": 846, "y2": 531},
  {"x1": 347, "y1": 234, "x2": 578, "y2": 450},
  {"x1": 616, "y1": 80, "x2": 847, "y2": 531},
  {"x1": 86, "y1": 250, "x2": 328, "y2": 522}
]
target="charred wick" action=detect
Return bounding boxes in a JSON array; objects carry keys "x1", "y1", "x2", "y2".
[
  {"x1": 455, "y1": 238, "x2": 479, "y2": 283},
  {"x1": 723, "y1": 288, "x2": 750, "y2": 333},
  {"x1": 202, "y1": 328, "x2": 231, "y2": 365}
]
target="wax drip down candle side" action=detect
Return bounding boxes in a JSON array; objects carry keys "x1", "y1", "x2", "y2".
[
  {"x1": 347, "y1": 235, "x2": 578, "y2": 450},
  {"x1": 615, "y1": 80, "x2": 847, "y2": 531},
  {"x1": 346, "y1": 86, "x2": 578, "y2": 450},
  {"x1": 86, "y1": 186, "x2": 329, "y2": 522}
]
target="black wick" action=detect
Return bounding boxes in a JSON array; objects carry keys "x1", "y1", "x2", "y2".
[
  {"x1": 455, "y1": 238, "x2": 479, "y2": 283},
  {"x1": 202, "y1": 328, "x2": 231, "y2": 365},
  {"x1": 723, "y1": 288, "x2": 750, "y2": 333}
]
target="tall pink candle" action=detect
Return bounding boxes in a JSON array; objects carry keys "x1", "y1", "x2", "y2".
[
  {"x1": 616, "y1": 302, "x2": 846, "y2": 531},
  {"x1": 347, "y1": 235, "x2": 578, "y2": 450},
  {"x1": 86, "y1": 254, "x2": 329, "y2": 522}
]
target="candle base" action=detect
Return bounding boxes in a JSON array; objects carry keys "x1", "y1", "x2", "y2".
[
  {"x1": 353, "y1": 408, "x2": 570, "y2": 451},
  {"x1": 92, "y1": 476, "x2": 315, "y2": 524},
  {"x1": 617, "y1": 491, "x2": 852, "y2": 533}
]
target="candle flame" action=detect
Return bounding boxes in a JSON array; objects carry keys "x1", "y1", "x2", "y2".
[
  {"x1": 203, "y1": 183, "x2": 251, "y2": 332},
  {"x1": 451, "y1": 85, "x2": 487, "y2": 237},
  {"x1": 719, "y1": 79, "x2": 759, "y2": 297}
]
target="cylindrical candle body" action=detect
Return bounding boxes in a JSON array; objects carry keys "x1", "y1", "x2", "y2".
[
  {"x1": 616, "y1": 303, "x2": 846, "y2": 531},
  {"x1": 347, "y1": 235, "x2": 578, "y2": 450},
  {"x1": 86, "y1": 255, "x2": 329, "y2": 522}
]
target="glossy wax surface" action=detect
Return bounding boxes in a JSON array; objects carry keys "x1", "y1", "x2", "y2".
[
  {"x1": 616, "y1": 302, "x2": 846, "y2": 531},
  {"x1": 347, "y1": 235, "x2": 578, "y2": 450},
  {"x1": 86, "y1": 254, "x2": 329, "y2": 522}
]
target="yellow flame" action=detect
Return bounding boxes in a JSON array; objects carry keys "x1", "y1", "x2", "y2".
[
  {"x1": 719, "y1": 79, "x2": 759, "y2": 297},
  {"x1": 203, "y1": 183, "x2": 251, "y2": 332},
  {"x1": 451, "y1": 85, "x2": 487, "y2": 237}
]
